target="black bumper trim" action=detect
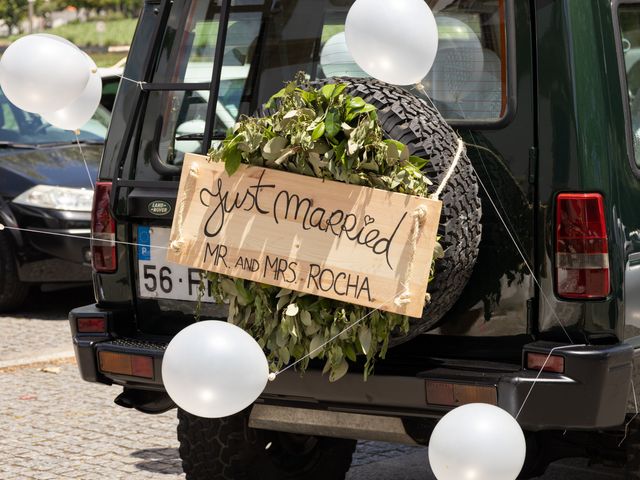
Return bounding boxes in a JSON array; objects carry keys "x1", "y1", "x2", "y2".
[{"x1": 69, "y1": 305, "x2": 634, "y2": 431}]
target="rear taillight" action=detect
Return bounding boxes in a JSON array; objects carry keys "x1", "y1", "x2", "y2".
[
  {"x1": 98, "y1": 352, "x2": 154, "y2": 379},
  {"x1": 555, "y1": 193, "x2": 609, "y2": 299},
  {"x1": 91, "y1": 182, "x2": 116, "y2": 273},
  {"x1": 77, "y1": 317, "x2": 106, "y2": 333}
]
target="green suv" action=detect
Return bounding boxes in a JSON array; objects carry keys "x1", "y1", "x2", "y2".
[{"x1": 69, "y1": 0, "x2": 640, "y2": 478}]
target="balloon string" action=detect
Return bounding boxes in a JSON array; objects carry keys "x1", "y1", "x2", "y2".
[
  {"x1": 619, "y1": 364, "x2": 639, "y2": 447},
  {"x1": 117, "y1": 75, "x2": 146, "y2": 90},
  {"x1": 412, "y1": 83, "x2": 575, "y2": 345},
  {"x1": 0, "y1": 220, "x2": 412, "y2": 385},
  {"x1": 514, "y1": 344, "x2": 585, "y2": 420},
  {"x1": 75, "y1": 132, "x2": 94, "y2": 190},
  {"x1": 0, "y1": 223, "x2": 170, "y2": 250}
]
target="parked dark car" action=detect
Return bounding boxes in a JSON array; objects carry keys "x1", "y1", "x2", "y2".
[
  {"x1": 69, "y1": 0, "x2": 640, "y2": 479},
  {"x1": 0, "y1": 86, "x2": 109, "y2": 311}
]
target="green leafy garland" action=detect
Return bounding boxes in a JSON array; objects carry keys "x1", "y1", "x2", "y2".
[{"x1": 204, "y1": 75, "x2": 441, "y2": 381}]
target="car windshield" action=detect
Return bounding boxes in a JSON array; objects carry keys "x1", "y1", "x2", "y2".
[{"x1": 0, "y1": 88, "x2": 109, "y2": 146}]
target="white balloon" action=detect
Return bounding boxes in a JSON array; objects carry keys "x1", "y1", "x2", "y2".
[
  {"x1": 0, "y1": 34, "x2": 91, "y2": 113},
  {"x1": 42, "y1": 72, "x2": 102, "y2": 131},
  {"x1": 320, "y1": 32, "x2": 367, "y2": 78},
  {"x1": 345, "y1": 0, "x2": 438, "y2": 85},
  {"x1": 162, "y1": 321, "x2": 270, "y2": 418},
  {"x1": 33, "y1": 33, "x2": 77, "y2": 48},
  {"x1": 42, "y1": 54, "x2": 101, "y2": 131},
  {"x1": 423, "y1": 16, "x2": 484, "y2": 103},
  {"x1": 428, "y1": 403, "x2": 526, "y2": 480}
]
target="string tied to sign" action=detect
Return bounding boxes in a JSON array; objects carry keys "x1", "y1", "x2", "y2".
[
  {"x1": 393, "y1": 137, "x2": 464, "y2": 308},
  {"x1": 394, "y1": 204, "x2": 429, "y2": 307}
]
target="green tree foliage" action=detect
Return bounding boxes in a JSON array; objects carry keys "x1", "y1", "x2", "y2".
[{"x1": 0, "y1": 0, "x2": 28, "y2": 34}]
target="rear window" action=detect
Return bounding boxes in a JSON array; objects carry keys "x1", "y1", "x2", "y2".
[
  {"x1": 136, "y1": 0, "x2": 508, "y2": 175},
  {"x1": 320, "y1": 1, "x2": 507, "y2": 120}
]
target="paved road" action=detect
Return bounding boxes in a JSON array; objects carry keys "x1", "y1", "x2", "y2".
[{"x1": 0, "y1": 288, "x2": 627, "y2": 479}]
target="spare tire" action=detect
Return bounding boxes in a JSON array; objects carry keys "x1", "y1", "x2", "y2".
[{"x1": 317, "y1": 78, "x2": 482, "y2": 344}]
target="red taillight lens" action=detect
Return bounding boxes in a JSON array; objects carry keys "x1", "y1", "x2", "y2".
[
  {"x1": 556, "y1": 193, "x2": 609, "y2": 299},
  {"x1": 526, "y1": 352, "x2": 565, "y2": 373},
  {"x1": 91, "y1": 182, "x2": 116, "y2": 273},
  {"x1": 77, "y1": 317, "x2": 106, "y2": 333}
]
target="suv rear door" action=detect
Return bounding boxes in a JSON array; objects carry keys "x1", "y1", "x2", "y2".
[{"x1": 99, "y1": 0, "x2": 538, "y2": 346}]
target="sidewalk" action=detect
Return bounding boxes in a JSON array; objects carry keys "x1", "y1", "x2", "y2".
[{"x1": 0, "y1": 288, "x2": 90, "y2": 369}]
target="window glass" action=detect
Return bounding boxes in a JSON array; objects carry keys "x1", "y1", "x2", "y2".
[
  {"x1": 154, "y1": 0, "x2": 222, "y2": 84},
  {"x1": 318, "y1": 0, "x2": 506, "y2": 120},
  {"x1": 0, "y1": 88, "x2": 109, "y2": 145},
  {"x1": 147, "y1": 1, "x2": 262, "y2": 166},
  {"x1": 619, "y1": 5, "x2": 640, "y2": 167},
  {"x1": 142, "y1": 0, "x2": 508, "y2": 174}
]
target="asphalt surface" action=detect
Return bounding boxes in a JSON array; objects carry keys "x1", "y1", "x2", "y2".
[{"x1": 0, "y1": 287, "x2": 628, "y2": 479}]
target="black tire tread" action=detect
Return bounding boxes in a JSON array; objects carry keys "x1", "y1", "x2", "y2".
[
  {"x1": 177, "y1": 408, "x2": 356, "y2": 480},
  {"x1": 324, "y1": 78, "x2": 482, "y2": 343}
]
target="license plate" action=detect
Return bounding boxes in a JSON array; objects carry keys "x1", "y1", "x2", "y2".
[{"x1": 137, "y1": 226, "x2": 215, "y2": 302}]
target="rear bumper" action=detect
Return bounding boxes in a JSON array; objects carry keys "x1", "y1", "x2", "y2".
[{"x1": 70, "y1": 304, "x2": 634, "y2": 431}]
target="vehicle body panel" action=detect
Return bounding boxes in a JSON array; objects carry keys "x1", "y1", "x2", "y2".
[{"x1": 71, "y1": 0, "x2": 640, "y2": 449}]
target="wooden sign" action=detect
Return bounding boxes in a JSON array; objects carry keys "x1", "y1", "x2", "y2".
[{"x1": 166, "y1": 153, "x2": 442, "y2": 317}]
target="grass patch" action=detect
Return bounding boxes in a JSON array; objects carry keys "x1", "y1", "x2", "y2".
[
  {"x1": 91, "y1": 52, "x2": 128, "y2": 68},
  {"x1": 1, "y1": 18, "x2": 137, "y2": 48}
]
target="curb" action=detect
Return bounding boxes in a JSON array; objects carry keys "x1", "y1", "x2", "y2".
[{"x1": 0, "y1": 350, "x2": 75, "y2": 370}]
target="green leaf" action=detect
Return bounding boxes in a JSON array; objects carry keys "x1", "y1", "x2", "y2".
[
  {"x1": 274, "y1": 147, "x2": 296, "y2": 165},
  {"x1": 348, "y1": 96, "x2": 366, "y2": 109},
  {"x1": 358, "y1": 325, "x2": 372, "y2": 355},
  {"x1": 299, "y1": 89, "x2": 316, "y2": 104},
  {"x1": 276, "y1": 325, "x2": 289, "y2": 347},
  {"x1": 311, "y1": 122, "x2": 325, "y2": 140},
  {"x1": 300, "y1": 310, "x2": 312, "y2": 326},
  {"x1": 399, "y1": 144, "x2": 410, "y2": 163},
  {"x1": 384, "y1": 139, "x2": 405, "y2": 150},
  {"x1": 332, "y1": 83, "x2": 347, "y2": 98},
  {"x1": 311, "y1": 141, "x2": 330, "y2": 155},
  {"x1": 322, "y1": 359, "x2": 333, "y2": 374},
  {"x1": 321, "y1": 84, "x2": 336, "y2": 99},
  {"x1": 433, "y1": 241, "x2": 445, "y2": 259},
  {"x1": 264, "y1": 87, "x2": 286, "y2": 109},
  {"x1": 279, "y1": 346, "x2": 291, "y2": 364},
  {"x1": 225, "y1": 148, "x2": 242, "y2": 176},
  {"x1": 262, "y1": 136, "x2": 288, "y2": 161},
  {"x1": 325, "y1": 108, "x2": 341, "y2": 138},
  {"x1": 385, "y1": 142, "x2": 400, "y2": 164},
  {"x1": 409, "y1": 155, "x2": 429, "y2": 169},
  {"x1": 220, "y1": 278, "x2": 239, "y2": 297},
  {"x1": 307, "y1": 152, "x2": 322, "y2": 176},
  {"x1": 346, "y1": 103, "x2": 376, "y2": 121},
  {"x1": 276, "y1": 295, "x2": 290, "y2": 312},
  {"x1": 309, "y1": 335, "x2": 324, "y2": 358},
  {"x1": 304, "y1": 322, "x2": 320, "y2": 336},
  {"x1": 329, "y1": 359, "x2": 349, "y2": 382},
  {"x1": 344, "y1": 344, "x2": 357, "y2": 362}
]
